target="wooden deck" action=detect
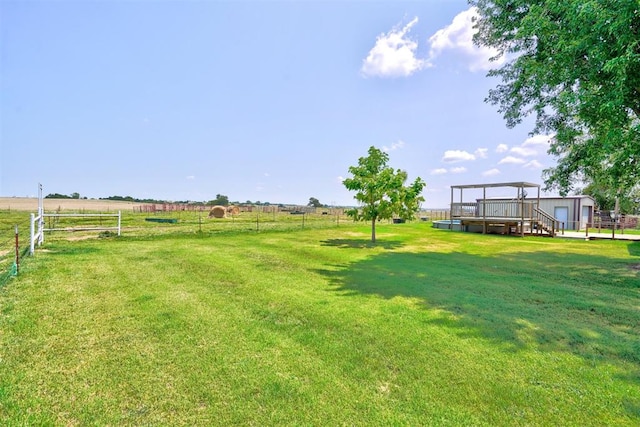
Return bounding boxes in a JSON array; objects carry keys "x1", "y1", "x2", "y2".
[
  {"x1": 450, "y1": 182, "x2": 561, "y2": 237},
  {"x1": 456, "y1": 216, "x2": 541, "y2": 236}
]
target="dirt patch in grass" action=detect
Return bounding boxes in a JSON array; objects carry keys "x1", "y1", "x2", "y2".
[
  {"x1": 65, "y1": 235, "x2": 99, "y2": 242},
  {"x1": 628, "y1": 263, "x2": 640, "y2": 271}
]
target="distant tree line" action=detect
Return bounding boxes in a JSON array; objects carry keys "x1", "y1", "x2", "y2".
[
  {"x1": 100, "y1": 195, "x2": 166, "y2": 204},
  {"x1": 45, "y1": 192, "x2": 84, "y2": 199},
  {"x1": 44, "y1": 192, "x2": 332, "y2": 209}
]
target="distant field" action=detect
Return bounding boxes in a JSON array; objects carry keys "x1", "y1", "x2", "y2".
[
  {"x1": 0, "y1": 197, "x2": 145, "y2": 212},
  {"x1": 0, "y1": 222, "x2": 638, "y2": 425}
]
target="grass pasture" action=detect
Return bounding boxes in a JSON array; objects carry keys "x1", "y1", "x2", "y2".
[
  {"x1": 0, "y1": 220, "x2": 639, "y2": 425},
  {"x1": 0, "y1": 208, "x2": 343, "y2": 286}
]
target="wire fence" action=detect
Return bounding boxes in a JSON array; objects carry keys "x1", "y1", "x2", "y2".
[
  {"x1": 0, "y1": 218, "x2": 31, "y2": 287},
  {"x1": 0, "y1": 208, "x2": 453, "y2": 285},
  {"x1": 3, "y1": 205, "x2": 637, "y2": 286}
]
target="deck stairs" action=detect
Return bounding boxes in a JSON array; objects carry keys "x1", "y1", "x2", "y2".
[{"x1": 533, "y1": 208, "x2": 560, "y2": 237}]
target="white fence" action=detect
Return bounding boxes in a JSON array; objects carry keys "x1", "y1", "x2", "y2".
[
  {"x1": 30, "y1": 184, "x2": 45, "y2": 255},
  {"x1": 30, "y1": 211, "x2": 121, "y2": 255},
  {"x1": 28, "y1": 184, "x2": 123, "y2": 256},
  {"x1": 30, "y1": 211, "x2": 45, "y2": 255}
]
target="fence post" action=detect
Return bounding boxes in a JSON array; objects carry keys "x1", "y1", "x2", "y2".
[
  {"x1": 30, "y1": 213, "x2": 35, "y2": 255},
  {"x1": 38, "y1": 209, "x2": 44, "y2": 246},
  {"x1": 14, "y1": 225, "x2": 19, "y2": 274},
  {"x1": 118, "y1": 211, "x2": 122, "y2": 236},
  {"x1": 612, "y1": 217, "x2": 616, "y2": 239}
]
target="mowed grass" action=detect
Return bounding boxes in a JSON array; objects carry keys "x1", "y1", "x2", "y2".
[{"x1": 0, "y1": 222, "x2": 639, "y2": 425}]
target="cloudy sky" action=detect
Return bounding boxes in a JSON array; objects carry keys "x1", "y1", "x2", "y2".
[{"x1": 1, "y1": 1, "x2": 556, "y2": 207}]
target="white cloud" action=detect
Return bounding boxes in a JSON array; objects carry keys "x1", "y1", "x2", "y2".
[
  {"x1": 494, "y1": 134, "x2": 551, "y2": 162},
  {"x1": 361, "y1": 17, "x2": 428, "y2": 78},
  {"x1": 442, "y1": 149, "x2": 476, "y2": 163},
  {"x1": 427, "y1": 7, "x2": 505, "y2": 72},
  {"x1": 482, "y1": 168, "x2": 501, "y2": 177},
  {"x1": 450, "y1": 167, "x2": 467, "y2": 174},
  {"x1": 186, "y1": 175, "x2": 195, "y2": 180},
  {"x1": 430, "y1": 168, "x2": 448, "y2": 175},
  {"x1": 523, "y1": 134, "x2": 552, "y2": 147},
  {"x1": 264, "y1": 172, "x2": 270, "y2": 177},
  {"x1": 498, "y1": 156, "x2": 526, "y2": 165},
  {"x1": 524, "y1": 160, "x2": 543, "y2": 169},
  {"x1": 337, "y1": 176, "x2": 345, "y2": 183},
  {"x1": 382, "y1": 140, "x2": 405, "y2": 152},
  {"x1": 475, "y1": 148, "x2": 488, "y2": 159},
  {"x1": 510, "y1": 146, "x2": 537, "y2": 157}
]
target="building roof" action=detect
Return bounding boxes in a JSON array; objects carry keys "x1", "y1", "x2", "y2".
[
  {"x1": 451, "y1": 181, "x2": 540, "y2": 190},
  {"x1": 478, "y1": 195, "x2": 596, "y2": 201},
  {"x1": 538, "y1": 195, "x2": 595, "y2": 200}
]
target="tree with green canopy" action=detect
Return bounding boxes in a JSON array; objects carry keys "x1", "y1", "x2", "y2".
[
  {"x1": 208, "y1": 194, "x2": 229, "y2": 206},
  {"x1": 471, "y1": 0, "x2": 640, "y2": 202},
  {"x1": 579, "y1": 177, "x2": 640, "y2": 214},
  {"x1": 307, "y1": 197, "x2": 323, "y2": 208},
  {"x1": 343, "y1": 146, "x2": 425, "y2": 243}
]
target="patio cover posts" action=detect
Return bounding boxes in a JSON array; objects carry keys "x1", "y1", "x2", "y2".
[{"x1": 450, "y1": 182, "x2": 541, "y2": 237}]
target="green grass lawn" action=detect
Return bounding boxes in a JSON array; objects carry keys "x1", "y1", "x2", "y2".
[
  {"x1": 0, "y1": 209, "x2": 341, "y2": 286},
  {"x1": 0, "y1": 222, "x2": 639, "y2": 425}
]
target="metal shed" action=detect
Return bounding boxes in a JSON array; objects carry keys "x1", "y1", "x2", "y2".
[
  {"x1": 481, "y1": 195, "x2": 596, "y2": 231},
  {"x1": 538, "y1": 195, "x2": 595, "y2": 231}
]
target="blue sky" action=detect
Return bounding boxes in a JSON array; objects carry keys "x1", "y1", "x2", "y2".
[{"x1": 1, "y1": 0, "x2": 556, "y2": 208}]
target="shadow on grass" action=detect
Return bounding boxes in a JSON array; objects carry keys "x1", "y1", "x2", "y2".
[
  {"x1": 623, "y1": 397, "x2": 640, "y2": 418},
  {"x1": 316, "y1": 250, "x2": 640, "y2": 367},
  {"x1": 320, "y1": 239, "x2": 404, "y2": 250},
  {"x1": 43, "y1": 246, "x2": 103, "y2": 256},
  {"x1": 629, "y1": 242, "x2": 640, "y2": 257}
]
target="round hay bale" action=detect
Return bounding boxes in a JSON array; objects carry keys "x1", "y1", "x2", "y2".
[
  {"x1": 227, "y1": 205, "x2": 240, "y2": 215},
  {"x1": 209, "y1": 205, "x2": 226, "y2": 218}
]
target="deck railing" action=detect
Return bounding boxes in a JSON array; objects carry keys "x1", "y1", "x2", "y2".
[
  {"x1": 451, "y1": 203, "x2": 478, "y2": 217},
  {"x1": 452, "y1": 200, "x2": 538, "y2": 219},
  {"x1": 479, "y1": 200, "x2": 538, "y2": 218}
]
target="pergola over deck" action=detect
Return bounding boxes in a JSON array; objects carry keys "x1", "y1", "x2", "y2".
[{"x1": 449, "y1": 182, "x2": 556, "y2": 237}]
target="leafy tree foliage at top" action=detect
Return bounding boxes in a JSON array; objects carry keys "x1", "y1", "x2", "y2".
[
  {"x1": 343, "y1": 146, "x2": 425, "y2": 243},
  {"x1": 472, "y1": 0, "x2": 640, "y2": 198},
  {"x1": 308, "y1": 197, "x2": 323, "y2": 208},
  {"x1": 207, "y1": 194, "x2": 229, "y2": 206}
]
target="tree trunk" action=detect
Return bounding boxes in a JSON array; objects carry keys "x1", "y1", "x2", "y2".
[{"x1": 371, "y1": 217, "x2": 376, "y2": 243}]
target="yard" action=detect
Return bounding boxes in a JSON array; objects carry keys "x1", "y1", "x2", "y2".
[{"x1": 0, "y1": 220, "x2": 638, "y2": 425}]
